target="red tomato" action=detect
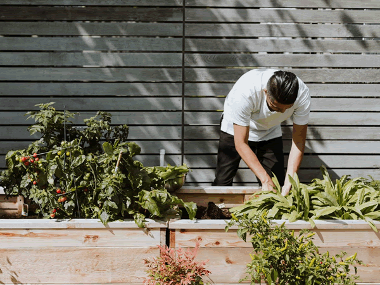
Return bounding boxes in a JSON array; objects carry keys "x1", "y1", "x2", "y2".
[
  {"x1": 24, "y1": 161, "x2": 30, "y2": 166},
  {"x1": 52, "y1": 209, "x2": 57, "y2": 213},
  {"x1": 56, "y1": 189, "x2": 61, "y2": 194},
  {"x1": 51, "y1": 214, "x2": 55, "y2": 218},
  {"x1": 33, "y1": 153, "x2": 38, "y2": 158},
  {"x1": 33, "y1": 181, "x2": 37, "y2": 185}
]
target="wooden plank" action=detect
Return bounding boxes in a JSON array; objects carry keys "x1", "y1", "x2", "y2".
[
  {"x1": 0, "y1": 141, "x2": 182, "y2": 155},
  {"x1": 186, "y1": 169, "x2": 380, "y2": 183},
  {"x1": 0, "y1": 83, "x2": 182, "y2": 96},
  {"x1": 0, "y1": 0, "x2": 183, "y2": 5},
  {"x1": 0, "y1": 228, "x2": 161, "y2": 248},
  {"x1": 0, "y1": 68, "x2": 182, "y2": 82},
  {"x1": 185, "y1": 112, "x2": 380, "y2": 126},
  {"x1": 0, "y1": 126, "x2": 181, "y2": 140},
  {"x1": 0, "y1": 22, "x2": 182, "y2": 36},
  {"x1": 186, "y1": 24, "x2": 380, "y2": 39},
  {"x1": 184, "y1": 54, "x2": 380, "y2": 68},
  {"x1": 0, "y1": 37, "x2": 183, "y2": 51},
  {"x1": 185, "y1": 140, "x2": 380, "y2": 154},
  {"x1": 0, "y1": 247, "x2": 158, "y2": 283},
  {"x1": 184, "y1": 154, "x2": 380, "y2": 169},
  {"x1": 0, "y1": 7, "x2": 183, "y2": 21},
  {"x1": 0, "y1": 98, "x2": 182, "y2": 111},
  {"x1": 177, "y1": 186, "x2": 260, "y2": 194},
  {"x1": 185, "y1": 38, "x2": 380, "y2": 53},
  {"x1": 185, "y1": 0, "x2": 380, "y2": 8},
  {"x1": 185, "y1": 83, "x2": 380, "y2": 98},
  {"x1": 184, "y1": 68, "x2": 380, "y2": 83},
  {"x1": 186, "y1": 8, "x2": 380, "y2": 23},
  {"x1": 174, "y1": 193, "x2": 244, "y2": 208},
  {"x1": 185, "y1": 98, "x2": 380, "y2": 112},
  {"x1": 0, "y1": 52, "x2": 182, "y2": 67},
  {"x1": 0, "y1": 111, "x2": 182, "y2": 125}
]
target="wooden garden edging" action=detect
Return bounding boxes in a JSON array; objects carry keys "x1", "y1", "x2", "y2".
[
  {"x1": 0, "y1": 186, "x2": 24, "y2": 217},
  {"x1": 168, "y1": 219, "x2": 380, "y2": 284},
  {"x1": 174, "y1": 186, "x2": 260, "y2": 209},
  {"x1": 0, "y1": 218, "x2": 166, "y2": 284}
]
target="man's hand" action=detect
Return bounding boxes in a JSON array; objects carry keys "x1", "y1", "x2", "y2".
[{"x1": 262, "y1": 179, "x2": 276, "y2": 192}]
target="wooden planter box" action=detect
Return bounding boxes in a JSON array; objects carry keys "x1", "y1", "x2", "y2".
[
  {"x1": 174, "y1": 186, "x2": 260, "y2": 209},
  {"x1": 169, "y1": 219, "x2": 380, "y2": 284},
  {"x1": 0, "y1": 187, "x2": 24, "y2": 218},
  {"x1": 0, "y1": 219, "x2": 166, "y2": 284}
]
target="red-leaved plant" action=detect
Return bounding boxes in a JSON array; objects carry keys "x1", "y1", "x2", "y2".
[{"x1": 143, "y1": 241, "x2": 213, "y2": 285}]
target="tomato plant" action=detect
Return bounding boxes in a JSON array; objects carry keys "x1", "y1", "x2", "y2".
[{"x1": 0, "y1": 102, "x2": 196, "y2": 227}]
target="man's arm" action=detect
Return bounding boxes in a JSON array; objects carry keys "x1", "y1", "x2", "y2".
[
  {"x1": 281, "y1": 123, "x2": 308, "y2": 195},
  {"x1": 233, "y1": 124, "x2": 275, "y2": 191}
]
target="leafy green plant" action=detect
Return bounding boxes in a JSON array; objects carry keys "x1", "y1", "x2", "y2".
[
  {"x1": 143, "y1": 241, "x2": 213, "y2": 285},
  {"x1": 225, "y1": 213, "x2": 362, "y2": 285},
  {"x1": 230, "y1": 166, "x2": 380, "y2": 231},
  {"x1": 0, "y1": 102, "x2": 196, "y2": 227}
]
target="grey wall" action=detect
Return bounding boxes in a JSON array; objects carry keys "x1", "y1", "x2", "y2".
[{"x1": 0, "y1": 0, "x2": 380, "y2": 185}]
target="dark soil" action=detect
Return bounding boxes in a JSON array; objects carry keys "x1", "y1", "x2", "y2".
[{"x1": 181, "y1": 201, "x2": 232, "y2": 219}]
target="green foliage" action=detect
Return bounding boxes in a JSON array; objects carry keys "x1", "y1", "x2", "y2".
[
  {"x1": 143, "y1": 241, "x2": 213, "y2": 285},
  {"x1": 0, "y1": 102, "x2": 195, "y2": 227},
  {"x1": 230, "y1": 166, "x2": 380, "y2": 231},
  {"x1": 225, "y1": 213, "x2": 362, "y2": 285}
]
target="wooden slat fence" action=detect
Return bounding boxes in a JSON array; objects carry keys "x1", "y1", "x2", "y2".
[{"x1": 0, "y1": 0, "x2": 379, "y2": 186}]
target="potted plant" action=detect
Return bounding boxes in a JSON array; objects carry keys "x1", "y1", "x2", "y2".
[{"x1": 147, "y1": 164, "x2": 190, "y2": 192}]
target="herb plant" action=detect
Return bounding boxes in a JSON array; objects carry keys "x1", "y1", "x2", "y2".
[
  {"x1": 225, "y1": 213, "x2": 362, "y2": 285},
  {"x1": 143, "y1": 241, "x2": 213, "y2": 285},
  {"x1": 230, "y1": 166, "x2": 380, "y2": 231},
  {"x1": 0, "y1": 102, "x2": 196, "y2": 227}
]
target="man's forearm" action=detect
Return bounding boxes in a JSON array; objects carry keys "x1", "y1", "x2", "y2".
[
  {"x1": 286, "y1": 140, "x2": 305, "y2": 180},
  {"x1": 235, "y1": 142, "x2": 272, "y2": 183}
]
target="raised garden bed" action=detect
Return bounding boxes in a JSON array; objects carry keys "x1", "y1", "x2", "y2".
[
  {"x1": 168, "y1": 219, "x2": 380, "y2": 284},
  {"x1": 0, "y1": 218, "x2": 166, "y2": 284},
  {"x1": 0, "y1": 187, "x2": 24, "y2": 218}
]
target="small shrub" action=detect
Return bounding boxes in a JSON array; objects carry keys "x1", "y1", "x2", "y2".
[{"x1": 143, "y1": 242, "x2": 213, "y2": 285}]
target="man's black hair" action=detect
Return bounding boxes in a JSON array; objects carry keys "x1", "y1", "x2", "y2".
[{"x1": 267, "y1": 70, "x2": 299, "y2": 105}]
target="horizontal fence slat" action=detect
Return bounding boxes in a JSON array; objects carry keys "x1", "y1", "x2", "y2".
[
  {"x1": 185, "y1": 112, "x2": 380, "y2": 126},
  {"x1": 184, "y1": 83, "x2": 380, "y2": 97},
  {"x1": 185, "y1": 0, "x2": 380, "y2": 8},
  {"x1": 0, "y1": 68, "x2": 182, "y2": 82},
  {"x1": 0, "y1": 0, "x2": 183, "y2": 5},
  {"x1": 0, "y1": 83, "x2": 181, "y2": 96},
  {"x1": 0, "y1": 22, "x2": 182, "y2": 36},
  {"x1": 186, "y1": 8, "x2": 380, "y2": 23},
  {"x1": 0, "y1": 7, "x2": 183, "y2": 21},
  {"x1": 184, "y1": 98, "x2": 380, "y2": 111},
  {"x1": 186, "y1": 168, "x2": 380, "y2": 183},
  {"x1": 2, "y1": 140, "x2": 378, "y2": 156},
  {"x1": 184, "y1": 154, "x2": 380, "y2": 168},
  {"x1": 0, "y1": 38, "x2": 183, "y2": 52},
  {"x1": 0, "y1": 52, "x2": 182, "y2": 67},
  {"x1": 185, "y1": 38, "x2": 380, "y2": 53},
  {"x1": 0, "y1": 111, "x2": 182, "y2": 125},
  {"x1": 0, "y1": 126, "x2": 181, "y2": 140},
  {"x1": 185, "y1": 68, "x2": 380, "y2": 83},
  {"x1": 0, "y1": 98, "x2": 182, "y2": 111},
  {"x1": 0, "y1": 38, "x2": 182, "y2": 52},
  {"x1": 186, "y1": 24, "x2": 380, "y2": 38},
  {"x1": 185, "y1": 139, "x2": 380, "y2": 154},
  {"x1": 0, "y1": 141, "x2": 181, "y2": 155},
  {"x1": 184, "y1": 54, "x2": 380, "y2": 68}
]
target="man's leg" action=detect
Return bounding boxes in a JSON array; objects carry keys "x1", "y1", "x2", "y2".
[
  {"x1": 213, "y1": 131, "x2": 241, "y2": 186},
  {"x1": 255, "y1": 136, "x2": 285, "y2": 187}
]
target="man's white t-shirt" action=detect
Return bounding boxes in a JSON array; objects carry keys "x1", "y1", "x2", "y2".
[{"x1": 221, "y1": 69, "x2": 311, "y2": 142}]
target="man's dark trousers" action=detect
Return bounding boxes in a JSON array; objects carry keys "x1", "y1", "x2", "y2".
[{"x1": 212, "y1": 130, "x2": 285, "y2": 186}]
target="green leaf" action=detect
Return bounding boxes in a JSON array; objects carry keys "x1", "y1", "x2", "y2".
[
  {"x1": 314, "y1": 206, "x2": 339, "y2": 218},
  {"x1": 102, "y1": 142, "x2": 113, "y2": 156},
  {"x1": 134, "y1": 212, "x2": 147, "y2": 228},
  {"x1": 183, "y1": 201, "x2": 197, "y2": 220}
]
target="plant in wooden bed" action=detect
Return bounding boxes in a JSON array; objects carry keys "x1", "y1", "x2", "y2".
[
  {"x1": 0, "y1": 102, "x2": 196, "y2": 227},
  {"x1": 230, "y1": 166, "x2": 380, "y2": 232},
  {"x1": 143, "y1": 241, "x2": 213, "y2": 285},
  {"x1": 225, "y1": 212, "x2": 362, "y2": 285}
]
